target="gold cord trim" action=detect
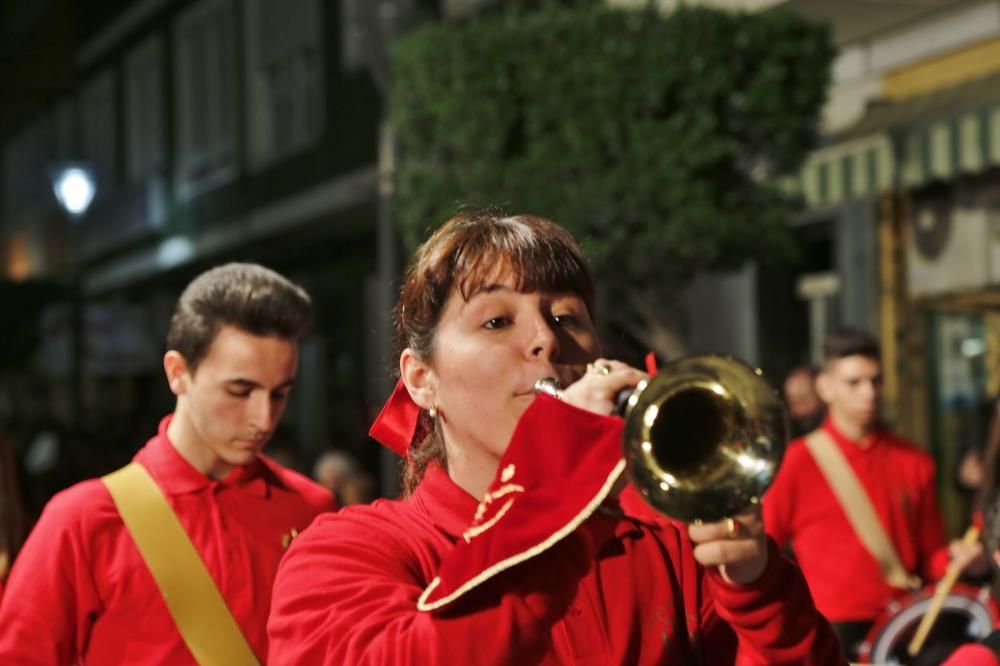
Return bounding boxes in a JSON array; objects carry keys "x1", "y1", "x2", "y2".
[{"x1": 416, "y1": 458, "x2": 626, "y2": 612}]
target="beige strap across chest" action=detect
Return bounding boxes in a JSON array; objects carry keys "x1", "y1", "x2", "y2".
[
  {"x1": 102, "y1": 462, "x2": 260, "y2": 666},
  {"x1": 804, "y1": 430, "x2": 920, "y2": 591}
]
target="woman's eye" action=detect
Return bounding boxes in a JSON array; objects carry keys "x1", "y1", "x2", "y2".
[
  {"x1": 483, "y1": 317, "x2": 511, "y2": 330},
  {"x1": 552, "y1": 314, "x2": 577, "y2": 327}
]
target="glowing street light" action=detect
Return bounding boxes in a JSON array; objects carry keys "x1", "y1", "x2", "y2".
[
  {"x1": 50, "y1": 164, "x2": 96, "y2": 218},
  {"x1": 48, "y1": 162, "x2": 96, "y2": 431}
]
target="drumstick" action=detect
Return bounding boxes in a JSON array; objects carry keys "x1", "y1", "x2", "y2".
[{"x1": 907, "y1": 525, "x2": 981, "y2": 656}]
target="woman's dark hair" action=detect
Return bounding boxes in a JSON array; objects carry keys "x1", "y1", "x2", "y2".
[
  {"x1": 166, "y1": 263, "x2": 313, "y2": 372},
  {"x1": 395, "y1": 210, "x2": 595, "y2": 494}
]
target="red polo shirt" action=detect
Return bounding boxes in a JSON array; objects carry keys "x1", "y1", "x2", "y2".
[
  {"x1": 268, "y1": 397, "x2": 844, "y2": 665},
  {"x1": 0, "y1": 415, "x2": 334, "y2": 665},
  {"x1": 763, "y1": 419, "x2": 948, "y2": 623}
]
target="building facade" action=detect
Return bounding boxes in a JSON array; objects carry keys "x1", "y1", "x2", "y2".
[{"x1": 0, "y1": 0, "x2": 394, "y2": 499}]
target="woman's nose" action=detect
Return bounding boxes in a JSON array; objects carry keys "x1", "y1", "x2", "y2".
[{"x1": 529, "y1": 315, "x2": 560, "y2": 360}]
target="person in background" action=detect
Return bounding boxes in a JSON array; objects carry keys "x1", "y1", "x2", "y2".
[
  {"x1": 267, "y1": 210, "x2": 844, "y2": 664},
  {"x1": 783, "y1": 363, "x2": 825, "y2": 438},
  {"x1": 0, "y1": 263, "x2": 335, "y2": 664},
  {"x1": 313, "y1": 449, "x2": 374, "y2": 506},
  {"x1": 764, "y1": 327, "x2": 949, "y2": 661}
]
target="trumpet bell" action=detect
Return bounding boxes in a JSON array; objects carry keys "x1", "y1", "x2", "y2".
[{"x1": 623, "y1": 355, "x2": 787, "y2": 524}]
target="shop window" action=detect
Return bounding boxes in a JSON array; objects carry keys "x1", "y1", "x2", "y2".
[
  {"x1": 2, "y1": 115, "x2": 58, "y2": 225},
  {"x1": 125, "y1": 35, "x2": 165, "y2": 184},
  {"x1": 174, "y1": 0, "x2": 238, "y2": 200},
  {"x1": 79, "y1": 71, "x2": 118, "y2": 199},
  {"x1": 244, "y1": 0, "x2": 323, "y2": 169}
]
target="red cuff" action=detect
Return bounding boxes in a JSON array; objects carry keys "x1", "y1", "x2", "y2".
[{"x1": 419, "y1": 395, "x2": 624, "y2": 610}]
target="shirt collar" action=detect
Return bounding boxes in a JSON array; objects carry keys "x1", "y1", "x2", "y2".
[
  {"x1": 134, "y1": 414, "x2": 270, "y2": 498},
  {"x1": 411, "y1": 462, "x2": 479, "y2": 539},
  {"x1": 822, "y1": 416, "x2": 885, "y2": 457}
]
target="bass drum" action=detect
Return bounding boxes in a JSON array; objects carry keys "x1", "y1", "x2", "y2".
[{"x1": 858, "y1": 583, "x2": 997, "y2": 665}]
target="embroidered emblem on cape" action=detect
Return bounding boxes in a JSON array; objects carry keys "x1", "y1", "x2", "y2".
[
  {"x1": 463, "y1": 464, "x2": 525, "y2": 543},
  {"x1": 415, "y1": 395, "x2": 627, "y2": 613}
]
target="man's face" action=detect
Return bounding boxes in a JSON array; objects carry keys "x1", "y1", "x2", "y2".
[
  {"x1": 817, "y1": 355, "x2": 882, "y2": 432},
  {"x1": 171, "y1": 326, "x2": 298, "y2": 471}
]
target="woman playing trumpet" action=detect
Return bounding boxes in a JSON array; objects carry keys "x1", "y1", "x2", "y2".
[{"x1": 267, "y1": 210, "x2": 845, "y2": 664}]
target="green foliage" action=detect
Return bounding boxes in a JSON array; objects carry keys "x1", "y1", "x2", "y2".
[{"x1": 392, "y1": 2, "x2": 834, "y2": 354}]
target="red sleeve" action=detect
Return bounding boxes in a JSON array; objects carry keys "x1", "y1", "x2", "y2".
[
  {"x1": 701, "y1": 539, "x2": 847, "y2": 665},
  {"x1": 267, "y1": 510, "x2": 614, "y2": 665},
  {"x1": 0, "y1": 486, "x2": 103, "y2": 664},
  {"x1": 624, "y1": 486, "x2": 843, "y2": 664},
  {"x1": 916, "y1": 461, "x2": 948, "y2": 582}
]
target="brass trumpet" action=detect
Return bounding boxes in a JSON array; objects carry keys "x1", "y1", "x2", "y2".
[{"x1": 536, "y1": 355, "x2": 787, "y2": 523}]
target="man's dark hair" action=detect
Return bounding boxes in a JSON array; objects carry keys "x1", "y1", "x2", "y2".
[
  {"x1": 822, "y1": 327, "x2": 880, "y2": 363},
  {"x1": 166, "y1": 262, "x2": 313, "y2": 371}
]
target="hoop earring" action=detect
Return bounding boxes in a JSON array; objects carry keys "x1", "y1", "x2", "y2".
[{"x1": 428, "y1": 406, "x2": 438, "y2": 419}]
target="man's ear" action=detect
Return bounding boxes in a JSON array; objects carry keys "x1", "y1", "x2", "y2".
[
  {"x1": 400, "y1": 348, "x2": 436, "y2": 411},
  {"x1": 815, "y1": 371, "x2": 833, "y2": 405},
  {"x1": 164, "y1": 350, "x2": 190, "y2": 396}
]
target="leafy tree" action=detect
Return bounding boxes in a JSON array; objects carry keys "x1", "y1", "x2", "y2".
[{"x1": 392, "y1": 1, "x2": 834, "y2": 357}]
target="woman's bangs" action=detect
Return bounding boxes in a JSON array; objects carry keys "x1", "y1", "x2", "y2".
[{"x1": 452, "y1": 230, "x2": 591, "y2": 305}]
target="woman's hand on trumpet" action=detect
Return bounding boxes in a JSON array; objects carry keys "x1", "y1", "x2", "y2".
[
  {"x1": 688, "y1": 508, "x2": 769, "y2": 585},
  {"x1": 556, "y1": 356, "x2": 770, "y2": 585},
  {"x1": 558, "y1": 358, "x2": 648, "y2": 416}
]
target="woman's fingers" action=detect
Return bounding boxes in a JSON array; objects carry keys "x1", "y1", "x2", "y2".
[
  {"x1": 688, "y1": 508, "x2": 768, "y2": 584},
  {"x1": 688, "y1": 510, "x2": 763, "y2": 542},
  {"x1": 559, "y1": 358, "x2": 647, "y2": 415},
  {"x1": 691, "y1": 538, "x2": 762, "y2": 568}
]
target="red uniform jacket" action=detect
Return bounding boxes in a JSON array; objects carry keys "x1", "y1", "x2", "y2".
[
  {"x1": 763, "y1": 418, "x2": 948, "y2": 623},
  {"x1": 0, "y1": 415, "x2": 334, "y2": 665},
  {"x1": 268, "y1": 396, "x2": 844, "y2": 665}
]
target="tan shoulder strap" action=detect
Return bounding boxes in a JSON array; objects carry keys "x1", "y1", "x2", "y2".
[
  {"x1": 805, "y1": 430, "x2": 920, "y2": 591},
  {"x1": 103, "y1": 463, "x2": 260, "y2": 666}
]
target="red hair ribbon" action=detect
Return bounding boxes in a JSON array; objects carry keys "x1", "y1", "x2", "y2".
[{"x1": 368, "y1": 379, "x2": 427, "y2": 457}]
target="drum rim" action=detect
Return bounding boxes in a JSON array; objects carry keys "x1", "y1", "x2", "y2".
[{"x1": 861, "y1": 584, "x2": 997, "y2": 662}]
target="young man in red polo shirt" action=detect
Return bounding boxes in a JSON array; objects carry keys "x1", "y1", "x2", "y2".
[
  {"x1": 0, "y1": 263, "x2": 335, "y2": 664},
  {"x1": 763, "y1": 327, "x2": 948, "y2": 660}
]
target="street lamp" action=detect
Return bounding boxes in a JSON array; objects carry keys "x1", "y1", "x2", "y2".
[
  {"x1": 50, "y1": 163, "x2": 96, "y2": 218},
  {"x1": 49, "y1": 162, "x2": 96, "y2": 437}
]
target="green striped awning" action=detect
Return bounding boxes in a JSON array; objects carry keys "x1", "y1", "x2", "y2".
[
  {"x1": 795, "y1": 134, "x2": 894, "y2": 207},
  {"x1": 793, "y1": 73, "x2": 1000, "y2": 209}
]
